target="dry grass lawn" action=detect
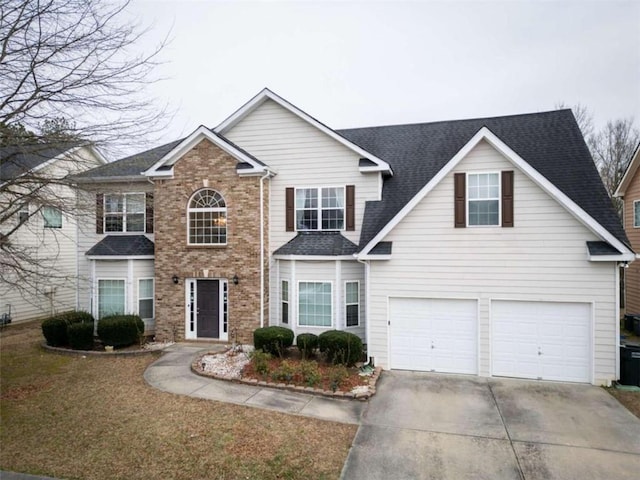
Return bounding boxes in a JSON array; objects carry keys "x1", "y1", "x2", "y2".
[{"x1": 0, "y1": 321, "x2": 357, "y2": 480}]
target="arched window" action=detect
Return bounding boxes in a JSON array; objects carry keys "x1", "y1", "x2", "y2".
[{"x1": 187, "y1": 189, "x2": 227, "y2": 245}]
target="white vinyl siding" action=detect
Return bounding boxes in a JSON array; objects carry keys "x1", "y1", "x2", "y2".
[
  {"x1": 367, "y1": 140, "x2": 616, "y2": 385},
  {"x1": 223, "y1": 99, "x2": 381, "y2": 247}
]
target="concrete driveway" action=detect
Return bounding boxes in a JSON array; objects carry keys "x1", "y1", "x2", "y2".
[{"x1": 341, "y1": 371, "x2": 640, "y2": 479}]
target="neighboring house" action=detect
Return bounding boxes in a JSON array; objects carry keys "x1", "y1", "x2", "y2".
[
  {"x1": 613, "y1": 143, "x2": 640, "y2": 314},
  {"x1": 74, "y1": 89, "x2": 633, "y2": 385},
  {"x1": 0, "y1": 143, "x2": 105, "y2": 322}
]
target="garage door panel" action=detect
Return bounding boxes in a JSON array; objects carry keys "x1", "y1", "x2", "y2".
[
  {"x1": 492, "y1": 300, "x2": 591, "y2": 383},
  {"x1": 389, "y1": 298, "x2": 477, "y2": 374}
]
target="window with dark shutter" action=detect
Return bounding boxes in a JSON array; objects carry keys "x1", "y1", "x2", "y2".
[
  {"x1": 145, "y1": 192, "x2": 154, "y2": 233},
  {"x1": 501, "y1": 170, "x2": 514, "y2": 227},
  {"x1": 454, "y1": 173, "x2": 466, "y2": 228},
  {"x1": 346, "y1": 185, "x2": 355, "y2": 231},
  {"x1": 96, "y1": 193, "x2": 104, "y2": 234},
  {"x1": 285, "y1": 187, "x2": 295, "y2": 231}
]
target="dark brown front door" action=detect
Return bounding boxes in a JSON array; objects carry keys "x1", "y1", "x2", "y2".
[{"x1": 197, "y1": 280, "x2": 219, "y2": 338}]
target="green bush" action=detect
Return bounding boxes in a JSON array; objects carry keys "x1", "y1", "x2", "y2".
[
  {"x1": 58, "y1": 311, "x2": 94, "y2": 325},
  {"x1": 249, "y1": 349, "x2": 272, "y2": 377},
  {"x1": 296, "y1": 333, "x2": 318, "y2": 359},
  {"x1": 299, "y1": 360, "x2": 321, "y2": 387},
  {"x1": 67, "y1": 322, "x2": 95, "y2": 350},
  {"x1": 253, "y1": 326, "x2": 294, "y2": 356},
  {"x1": 318, "y1": 330, "x2": 364, "y2": 366},
  {"x1": 271, "y1": 360, "x2": 296, "y2": 383},
  {"x1": 41, "y1": 311, "x2": 95, "y2": 347},
  {"x1": 328, "y1": 365, "x2": 349, "y2": 392},
  {"x1": 42, "y1": 316, "x2": 69, "y2": 347},
  {"x1": 97, "y1": 314, "x2": 143, "y2": 348}
]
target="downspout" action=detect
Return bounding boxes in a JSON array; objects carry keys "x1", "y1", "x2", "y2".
[
  {"x1": 259, "y1": 169, "x2": 272, "y2": 328},
  {"x1": 356, "y1": 255, "x2": 372, "y2": 365}
]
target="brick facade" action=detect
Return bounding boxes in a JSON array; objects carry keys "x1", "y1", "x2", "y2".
[{"x1": 154, "y1": 139, "x2": 268, "y2": 343}]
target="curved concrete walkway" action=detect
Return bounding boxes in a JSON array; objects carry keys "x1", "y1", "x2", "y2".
[{"x1": 143, "y1": 343, "x2": 364, "y2": 424}]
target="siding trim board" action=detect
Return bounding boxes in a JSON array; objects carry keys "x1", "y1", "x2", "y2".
[{"x1": 357, "y1": 127, "x2": 634, "y2": 260}]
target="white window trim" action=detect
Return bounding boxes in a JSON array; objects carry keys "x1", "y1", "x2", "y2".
[
  {"x1": 344, "y1": 280, "x2": 360, "y2": 328},
  {"x1": 294, "y1": 186, "x2": 346, "y2": 232},
  {"x1": 296, "y1": 280, "x2": 333, "y2": 328},
  {"x1": 281, "y1": 279, "x2": 289, "y2": 325},
  {"x1": 466, "y1": 171, "x2": 501, "y2": 227},
  {"x1": 634, "y1": 200, "x2": 640, "y2": 228},
  {"x1": 137, "y1": 277, "x2": 154, "y2": 320},
  {"x1": 186, "y1": 189, "x2": 228, "y2": 246},
  {"x1": 103, "y1": 192, "x2": 146, "y2": 234},
  {"x1": 96, "y1": 277, "x2": 127, "y2": 319}
]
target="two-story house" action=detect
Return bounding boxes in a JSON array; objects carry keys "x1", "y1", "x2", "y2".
[
  {"x1": 1, "y1": 143, "x2": 105, "y2": 322},
  {"x1": 74, "y1": 89, "x2": 633, "y2": 386},
  {"x1": 614, "y1": 143, "x2": 640, "y2": 315}
]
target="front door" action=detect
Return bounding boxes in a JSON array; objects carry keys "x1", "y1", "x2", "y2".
[{"x1": 197, "y1": 280, "x2": 220, "y2": 338}]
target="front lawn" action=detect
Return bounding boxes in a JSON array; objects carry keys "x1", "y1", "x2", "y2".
[{"x1": 0, "y1": 321, "x2": 356, "y2": 480}]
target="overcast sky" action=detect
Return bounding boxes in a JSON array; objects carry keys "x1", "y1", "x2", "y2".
[{"x1": 129, "y1": 0, "x2": 640, "y2": 144}]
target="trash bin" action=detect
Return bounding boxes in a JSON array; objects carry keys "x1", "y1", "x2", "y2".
[
  {"x1": 623, "y1": 314, "x2": 637, "y2": 332},
  {"x1": 620, "y1": 344, "x2": 640, "y2": 386}
]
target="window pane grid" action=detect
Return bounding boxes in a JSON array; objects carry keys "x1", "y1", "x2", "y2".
[
  {"x1": 345, "y1": 282, "x2": 359, "y2": 327},
  {"x1": 298, "y1": 282, "x2": 332, "y2": 327},
  {"x1": 103, "y1": 194, "x2": 146, "y2": 232},
  {"x1": 296, "y1": 187, "x2": 344, "y2": 231},
  {"x1": 468, "y1": 173, "x2": 500, "y2": 226},
  {"x1": 188, "y1": 189, "x2": 227, "y2": 244}
]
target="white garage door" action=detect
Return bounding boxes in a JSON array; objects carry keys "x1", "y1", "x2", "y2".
[
  {"x1": 389, "y1": 298, "x2": 477, "y2": 374},
  {"x1": 492, "y1": 301, "x2": 591, "y2": 383}
]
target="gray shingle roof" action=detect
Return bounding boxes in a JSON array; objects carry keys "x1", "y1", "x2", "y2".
[
  {"x1": 586, "y1": 241, "x2": 621, "y2": 256},
  {"x1": 73, "y1": 129, "x2": 265, "y2": 181},
  {"x1": 86, "y1": 235, "x2": 154, "y2": 256},
  {"x1": 1, "y1": 143, "x2": 76, "y2": 181},
  {"x1": 73, "y1": 139, "x2": 183, "y2": 179},
  {"x1": 337, "y1": 110, "x2": 628, "y2": 250},
  {"x1": 369, "y1": 242, "x2": 392, "y2": 255},
  {"x1": 274, "y1": 232, "x2": 358, "y2": 256}
]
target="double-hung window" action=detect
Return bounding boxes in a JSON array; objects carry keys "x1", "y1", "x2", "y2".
[
  {"x1": 298, "y1": 281, "x2": 332, "y2": 327},
  {"x1": 296, "y1": 187, "x2": 345, "y2": 231},
  {"x1": 138, "y1": 279, "x2": 154, "y2": 320},
  {"x1": 345, "y1": 281, "x2": 359, "y2": 327},
  {"x1": 634, "y1": 200, "x2": 640, "y2": 228},
  {"x1": 104, "y1": 193, "x2": 145, "y2": 232},
  {"x1": 281, "y1": 280, "x2": 289, "y2": 324},
  {"x1": 467, "y1": 173, "x2": 500, "y2": 226}
]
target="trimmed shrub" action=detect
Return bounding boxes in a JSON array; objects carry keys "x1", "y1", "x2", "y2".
[
  {"x1": 42, "y1": 316, "x2": 69, "y2": 347},
  {"x1": 318, "y1": 330, "x2": 364, "y2": 366},
  {"x1": 97, "y1": 314, "x2": 143, "y2": 348},
  {"x1": 59, "y1": 311, "x2": 94, "y2": 325},
  {"x1": 253, "y1": 326, "x2": 294, "y2": 356},
  {"x1": 296, "y1": 333, "x2": 318, "y2": 359},
  {"x1": 67, "y1": 322, "x2": 95, "y2": 350}
]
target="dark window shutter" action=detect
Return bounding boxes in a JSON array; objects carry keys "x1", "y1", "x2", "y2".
[
  {"x1": 285, "y1": 187, "x2": 295, "y2": 231},
  {"x1": 454, "y1": 173, "x2": 466, "y2": 228},
  {"x1": 346, "y1": 185, "x2": 355, "y2": 231},
  {"x1": 96, "y1": 193, "x2": 104, "y2": 234},
  {"x1": 501, "y1": 170, "x2": 514, "y2": 227},
  {"x1": 145, "y1": 192, "x2": 154, "y2": 233}
]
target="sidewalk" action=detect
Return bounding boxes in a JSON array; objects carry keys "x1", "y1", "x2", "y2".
[{"x1": 143, "y1": 343, "x2": 365, "y2": 425}]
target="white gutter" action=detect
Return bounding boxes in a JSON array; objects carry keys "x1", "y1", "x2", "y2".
[{"x1": 356, "y1": 257, "x2": 372, "y2": 365}]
